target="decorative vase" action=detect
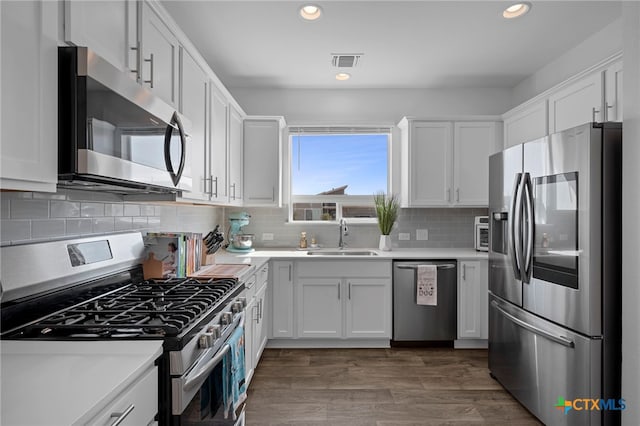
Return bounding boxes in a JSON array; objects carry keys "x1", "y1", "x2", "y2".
[{"x1": 379, "y1": 235, "x2": 392, "y2": 251}]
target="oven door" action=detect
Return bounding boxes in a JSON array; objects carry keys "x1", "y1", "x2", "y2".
[
  {"x1": 521, "y1": 124, "x2": 603, "y2": 336},
  {"x1": 172, "y1": 312, "x2": 246, "y2": 425}
]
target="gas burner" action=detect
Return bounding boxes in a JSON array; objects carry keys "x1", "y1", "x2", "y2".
[{"x1": 1, "y1": 276, "x2": 241, "y2": 342}]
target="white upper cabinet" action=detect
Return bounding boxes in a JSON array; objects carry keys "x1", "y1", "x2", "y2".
[
  {"x1": 64, "y1": 0, "x2": 134, "y2": 74},
  {"x1": 1, "y1": 0, "x2": 58, "y2": 192},
  {"x1": 399, "y1": 118, "x2": 498, "y2": 207},
  {"x1": 503, "y1": 100, "x2": 548, "y2": 148},
  {"x1": 506, "y1": 57, "x2": 622, "y2": 147},
  {"x1": 228, "y1": 105, "x2": 244, "y2": 205},
  {"x1": 453, "y1": 122, "x2": 497, "y2": 206},
  {"x1": 209, "y1": 85, "x2": 229, "y2": 203},
  {"x1": 548, "y1": 72, "x2": 603, "y2": 133},
  {"x1": 400, "y1": 121, "x2": 452, "y2": 207},
  {"x1": 243, "y1": 118, "x2": 285, "y2": 206},
  {"x1": 178, "y1": 47, "x2": 208, "y2": 201},
  {"x1": 140, "y1": 1, "x2": 178, "y2": 107}
]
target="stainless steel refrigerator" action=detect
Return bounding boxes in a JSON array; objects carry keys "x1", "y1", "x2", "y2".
[{"x1": 488, "y1": 122, "x2": 622, "y2": 426}]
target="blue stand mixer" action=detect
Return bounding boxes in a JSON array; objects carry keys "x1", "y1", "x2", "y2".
[{"x1": 226, "y1": 212, "x2": 255, "y2": 253}]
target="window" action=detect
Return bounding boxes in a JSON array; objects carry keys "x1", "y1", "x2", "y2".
[{"x1": 289, "y1": 127, "x2": 391, "y2": 222}]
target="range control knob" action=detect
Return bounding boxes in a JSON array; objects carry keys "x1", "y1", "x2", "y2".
[
  {"x1": 237, "y1": 297, "x2": 247, "y2": 308},
  {"x1": 206, "y1": 324, "x2": 221, "y2": 339},
  {"x1": 221, "y1": 312, "x2": 233, "y2": 325},
  {"x1": 198, "y1": 332, "x2": 214, "y2": 349},
  {"x1": 231, "y1": 301, "x2": 243, "y2": 313}
]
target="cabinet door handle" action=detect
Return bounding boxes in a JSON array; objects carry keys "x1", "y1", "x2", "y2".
[
  {"x1": 605, "y1": 101, "x2": 613, "y2": 122},
  {"x1": 337, "y1": 282, "x2": 341, "y2": 300},
  {"x1": 462, "y1": 264, "x2": 466, "y2": 280},
  {"x1": 258, "y1": 299, "x2": 263, "y2": 322},
  {"x1": 144, "y1": 53, "x2": 154, "y2": 88},
  {"x1": 253, "y1": 304, "x2": 259, "y2": 322},
  {"x1": 348, "y1": 282, "x2": 351, "y2": 300},
  {"x1": 272, "y1": 186, "x2": 275, "y2": 202},
  {"x1": 230, "y1": 183, "x2": 236, "y2": 200},
  {"x1": 202, "y1": 176, "x2": 211, "y2": 195},
  {"x1": 288, "y1": 264, "x2": 292, "y2": 281},
  {"x1": 130, "y1": 42, "x2": 141, "y2": 81},
  {"x1": 109, "y1": 404, "x2": 135, "y2": 426},
  {"x1": 592, "y1": 107, "x2": 600, "y2": 122},
  {"x1": 456, "y1": 188, "x2": 460, "y2": 202},
  {"x1": 447, "y1": 188, "x2": 451, "y2": 202},
  {"x1": 211, "y1": 176, "x2": 218, "y2": 197}
]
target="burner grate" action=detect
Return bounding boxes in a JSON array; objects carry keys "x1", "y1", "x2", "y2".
[{"x1": 3, "y1": 277, "x2": 240, "y2": 339}]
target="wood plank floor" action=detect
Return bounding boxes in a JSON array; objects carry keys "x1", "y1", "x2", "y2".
[{"x1": 245, "y1": 348, "x2": 542, "y2": 425}]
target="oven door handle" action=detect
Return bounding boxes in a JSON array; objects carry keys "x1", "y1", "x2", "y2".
[{"x1": 183, "y1": 311, "x2": 245, "y2": 392}]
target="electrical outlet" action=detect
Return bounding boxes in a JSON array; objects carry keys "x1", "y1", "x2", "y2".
[
  {"x1": 262, "y1": 233, "x2": 274, "y2": 241},
  {"x1": 416, "y1": 229, "x2": 429, "y2": 240},
  {"x1": 398, "y1": 233, "x2": 411, "y2": 241}
]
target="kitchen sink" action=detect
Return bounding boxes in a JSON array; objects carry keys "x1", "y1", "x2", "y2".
[{"x1": 307, "y1": 250, "x2": 378, "y2": 256}]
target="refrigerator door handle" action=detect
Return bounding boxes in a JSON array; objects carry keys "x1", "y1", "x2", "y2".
[
  {"x1": 522, "y1": 173, "x2": 534, "y2": 283},
  {"x1": 491, "y1": 301, "x2": 575, "y2": 348},
  {"x1": 509, "y1": 173, "x2": 523, "y2": 280}
]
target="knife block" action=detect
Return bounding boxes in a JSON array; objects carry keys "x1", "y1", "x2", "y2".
[{"x1": 201, "y1": 239, "x2": 217, "y2": 266}]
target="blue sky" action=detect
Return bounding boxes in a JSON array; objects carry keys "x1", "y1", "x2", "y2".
[{"x1": 291, "y1": 134, "x2": 388, "y2": 195}]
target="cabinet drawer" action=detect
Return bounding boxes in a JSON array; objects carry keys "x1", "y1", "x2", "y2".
[
  {"x1": 244, "y1": 274, "x2": 257, "y2": 299},
  {"x1": 257, "y1": 263, "x2": 269, "y2": 286},
  {"x1": 86, "y1": 366, "x2": 158, "y2": 426},
  {"x1": 297, "y1": 261, "x2": 391, "y2": 278}
]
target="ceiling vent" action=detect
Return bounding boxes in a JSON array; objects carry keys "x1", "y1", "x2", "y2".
[{"x1": 331, "y1": 53, "x2": 363, "y2": 68}]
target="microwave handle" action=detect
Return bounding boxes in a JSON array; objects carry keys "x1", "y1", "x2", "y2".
[{"x1": 164, "y1": 112, "x2": 187, "y2": 187}]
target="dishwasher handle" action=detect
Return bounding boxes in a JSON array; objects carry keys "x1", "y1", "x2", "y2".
[{"x1": 396, "y1": 263, "x2": 456, "y2": 270}]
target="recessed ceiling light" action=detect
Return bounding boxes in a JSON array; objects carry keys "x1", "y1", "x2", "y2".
[
  {"x1": 503, "y1": 2, "x2": 531, "y2": 19},
  {"x1": 335, "y1": 72, "x2": 351, "y2": 81},
  {"x1": 299, "y1": 4, "x2": 322, "y2": 21}
]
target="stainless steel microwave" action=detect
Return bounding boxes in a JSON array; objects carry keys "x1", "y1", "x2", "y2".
[
  {"x1": 58, "y1": 46, "x2": 192, "y2": 194},
  {"x1": 474, "y1": 216, "x2": 489, "y2": 251}
]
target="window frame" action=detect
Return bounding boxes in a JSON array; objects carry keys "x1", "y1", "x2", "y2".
[{"x1": 286, "y1": 127, "x2": 392, "y2": 224}]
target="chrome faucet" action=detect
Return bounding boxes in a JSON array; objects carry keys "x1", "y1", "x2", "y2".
[{"x1": 338, "y1": 218, "x2": 349, "y2": 249}]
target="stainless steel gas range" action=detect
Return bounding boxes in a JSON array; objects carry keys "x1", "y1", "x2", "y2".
[{"x1": 0, "y1": 232, "x2": 249, "y2": 425}]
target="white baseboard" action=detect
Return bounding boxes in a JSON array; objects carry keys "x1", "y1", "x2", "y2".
[
  {"x1": 454, "y1": 339, "x2": 488, "y2": 349},
  {"x1": 266, "y1": 339, "x2": 391, "y2": 349}
]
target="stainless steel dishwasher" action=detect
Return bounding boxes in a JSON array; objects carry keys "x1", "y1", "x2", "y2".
[{"x1": 392, "y1": 260, "x2": 457, "y2": 343}]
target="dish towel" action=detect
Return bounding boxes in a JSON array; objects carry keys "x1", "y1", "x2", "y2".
[
  {"x1": 222, "y1": 325, "x2": 247, "y2": 420},
  {"x1": 416, "y1": 265, "x2": 438, "y2": 306}
]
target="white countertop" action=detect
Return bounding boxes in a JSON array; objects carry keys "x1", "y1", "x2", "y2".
[
  {"x1": 214, "y1": 247, "x2": 488, "y2": 264},
  {"x1": 0, "y1": 340, "x2": 163, "y2": 426}
]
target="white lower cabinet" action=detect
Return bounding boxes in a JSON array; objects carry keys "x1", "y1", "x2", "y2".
[
  {"x1": 86, "y1": 366, "x2": 158, "y2": 426},
  {"x1": 457, "y1": 260, "x2": 488, "y2": 340},
  {"x1": 270, "y1": 261, "x2": 294, "y2": 338},
  {"x1": 345, "y1": 278, "x2": 392, "y2": 338},
  {"x1": 298, "y1": 278, "x2": 343, "y2": 338},
  {"x1": 244, "y1": 262, "x2": 269, "y2": 385},
  {"x1": 296, "y1": 261, "x2": 392, "y2": 340}
]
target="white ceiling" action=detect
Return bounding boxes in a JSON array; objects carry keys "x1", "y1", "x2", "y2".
[{"x1": 161, "y1": 1, "x2": 621, "y2": 90}]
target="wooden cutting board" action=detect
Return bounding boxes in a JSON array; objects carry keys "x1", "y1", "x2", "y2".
[{"x1": 189, "y1": 263, "x2": 250, "y2": 278}]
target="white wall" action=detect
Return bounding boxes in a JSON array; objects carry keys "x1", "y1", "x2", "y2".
[
  {"x1": 622, "y1": 3, "x2": 640, "y2": 425},
  {"x1": 230, "y1": 87, "x2": 511, "y2": 125},
  {"x1": 511, "y1": 18, "x2": 623, "y2": 107}
]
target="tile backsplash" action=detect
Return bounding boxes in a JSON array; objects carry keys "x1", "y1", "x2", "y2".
[
  {"x1": 0, "y1": 190, "x2": 223, "y2": 246},
  {"x1": 232, "y1": 207, "x2": 488, "y2": 249}
]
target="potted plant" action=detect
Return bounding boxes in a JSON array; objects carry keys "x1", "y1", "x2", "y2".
[{"x1": 374, "y1": 191, "x2": 399, "y2": 251}]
